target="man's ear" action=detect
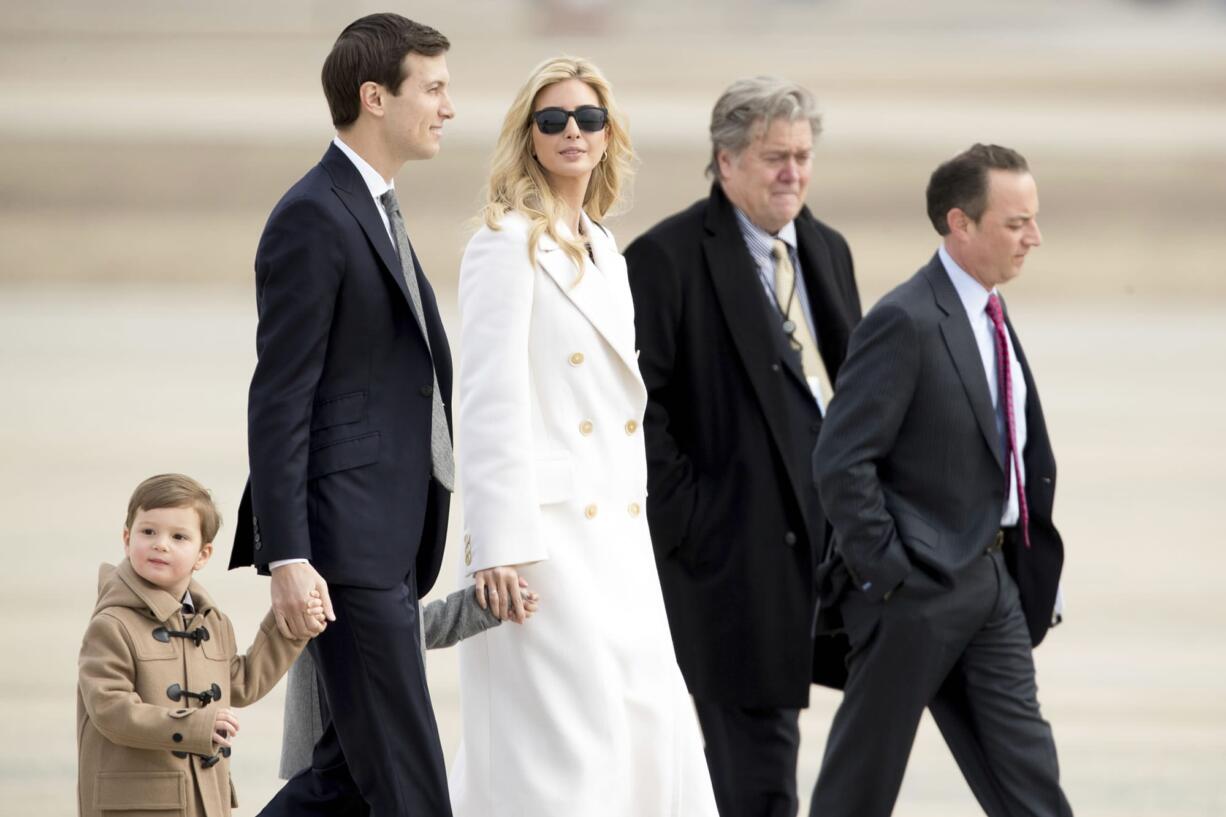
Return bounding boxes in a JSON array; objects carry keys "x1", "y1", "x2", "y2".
[
  {"x1": 194, "y1": 541, "x2": 214, "y2": 572},
  {"x1": 716, "y1": 149, "x2": 736, "y2": 181},
  {"x1": 358, "y1": 81, "x2": 385, "y2": 119},
  {"x1": 946, "y1": 207, "x2": 971, "y2": 240}
]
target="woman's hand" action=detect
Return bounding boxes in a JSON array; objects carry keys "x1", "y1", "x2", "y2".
[{"x1": 473, "y1": 565, "x2": 526, "y2": 622}]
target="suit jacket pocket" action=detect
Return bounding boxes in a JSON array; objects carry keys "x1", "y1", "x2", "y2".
[
  {"x1": 535, "y1": 456, "x2": 574, "y2": 505},
  {"x1": 310, "y1": 391, "x2": 367, "y2": 431},
  {"x1": 893, "y1": 508, "x2": 939, "y2": 550},
  {"x1": 95, "y1": 770, "x2": 186, "y2": 814},
  {"x1": 308, "y1": 432, "x2": 380, "y2": 479}
]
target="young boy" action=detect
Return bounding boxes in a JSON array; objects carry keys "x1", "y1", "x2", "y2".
[{"x1": 78, "y1": 474, "x2": 320, "y2": 817}]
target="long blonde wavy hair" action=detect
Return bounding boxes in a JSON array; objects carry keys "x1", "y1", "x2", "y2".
[{"x1": 482, "y1": 56, "x2": 635, "y2": 274}]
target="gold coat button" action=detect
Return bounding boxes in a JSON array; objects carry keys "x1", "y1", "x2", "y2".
[
  {"x1": 579, "y1": 419, "x2": 594, "y2": 435},
  {"x1": 628, "y1": 502, "x2": 641, "y2": 517},
  {"x1": 624, "y1": 419, "x2": 638, "y2": 435},
  {"x1": 464, "y1": 549, "x2": 472, "y2": 566},
  {"x1": 463, "y1": 532, "x2": 472, "y2": 565},
  {"x1": 569, "y1": 352, "x2": 585, "y2": 366},
  {"x1": 584, "y1": 504, "x2": 598, "y2": 519}
]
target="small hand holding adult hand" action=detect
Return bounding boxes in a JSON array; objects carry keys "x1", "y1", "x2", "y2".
[
  {"x1": 212, "y1": 707, "x2": 240, "y2": 749},
  {"x1": 473, "y1": 565, "x2": 525, "y2": 623},
  {"x1": 305, "y1": 589, "x2": 327, "y2": 636},
  {"x1": 271, "y1": 562, "x2": 336, "y2": 639},
  {"x1": 518, "y1": 576, "x2": 540, "y2": 621}
]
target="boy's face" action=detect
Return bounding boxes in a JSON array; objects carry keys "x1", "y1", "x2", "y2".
[{"x1": 123, "y1": 506, "x2": 213, "y2": 599}]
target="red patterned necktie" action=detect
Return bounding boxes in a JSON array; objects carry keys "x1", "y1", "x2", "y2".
[{"x1": 985, "y1": 293, "x2": 1031, "y2": 549}]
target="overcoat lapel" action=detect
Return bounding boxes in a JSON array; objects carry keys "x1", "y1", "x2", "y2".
[
  {"x1": 320, "y1": 145, "x2": 430, "y2": 349},
  {"x1": 702, "y1": 187, "x2": 813, "y2": 500},
  {"x1": 537, "y1": 219, "x2": 641, "y2": 379},
  {"x1": 795, "y1": 212, "x2": 851, "y2": 382},
  {"x1": 925, "y1": 256, "x2": 1006, "y2": 472}
]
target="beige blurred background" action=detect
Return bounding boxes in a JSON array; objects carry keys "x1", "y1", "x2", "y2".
[{"x1": 2, "y1": 0, "x2": 1224, "y2": 813}]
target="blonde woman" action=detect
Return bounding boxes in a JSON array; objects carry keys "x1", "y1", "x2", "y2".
[{"x1": 450, "y1": 57, "x2": 717, "y2": 815}]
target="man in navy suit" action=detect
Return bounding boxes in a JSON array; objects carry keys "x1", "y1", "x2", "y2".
[
  {"x1": 229, "y1": 13, "x2": 457, "y2": 815},
  {"x1": 809, "y1": 144, "x2": 1071, "y2": 816}
]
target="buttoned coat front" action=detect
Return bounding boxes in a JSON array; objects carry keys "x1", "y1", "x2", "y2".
[
  {"x1": 77, "y1": 560, "x2": 305, "y2": 817},
  {"x1": 449, "y1": 211, "x2": 716, "y2": 816}
]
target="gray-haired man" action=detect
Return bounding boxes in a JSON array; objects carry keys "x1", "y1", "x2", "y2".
[{"x1": 624, "y1": 77, "x2": 862, "y2": 816}]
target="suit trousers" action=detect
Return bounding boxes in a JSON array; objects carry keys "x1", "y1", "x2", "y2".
[
  {"x1": 259, "y1": 580, "x2": 451, "y2": 817},
  {"x1": 694, "y1": 699, "x2": 801, "y2": 817},
  {"x1": 810, "y1": 547, "x2": 1072, "y2": 817}
]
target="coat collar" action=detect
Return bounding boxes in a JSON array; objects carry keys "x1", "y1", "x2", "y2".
[
  {"x1": 98, "y1": 559, "x2": 215, "y2": 624},
  {"x1": 536, "y1": 211, "x2": 641, "y2": 380},
  {"x1": 923, "y1": 254, "x2": 1005, "y2": 472}
]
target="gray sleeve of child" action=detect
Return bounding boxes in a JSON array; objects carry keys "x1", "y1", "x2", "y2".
[
  {"x1": 423, "y1": 587, "x2": 502, "y2": 649},
  {"x1": 279, "y1": 649, "x2": 324, "y2": 780}
]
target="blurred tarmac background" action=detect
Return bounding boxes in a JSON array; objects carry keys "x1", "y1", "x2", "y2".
[{"x1": 2, "y1": 0, "x2": 1224, "y2": 813}]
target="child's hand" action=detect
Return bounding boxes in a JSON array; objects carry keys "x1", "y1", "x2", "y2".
[
  {"x1": 516, "y1": 576, "x2": 540, "y2": 622},
  {"x1": 305, "y1": 590, "x2": 327, "y2": 636},
  {"x1": 212, "y1": 708, "x2": 240, "y2": 748}
]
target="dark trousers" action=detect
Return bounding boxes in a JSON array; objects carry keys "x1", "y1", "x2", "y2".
[
  {"x1": 810, "y1": 548, "x2": 1072, "y2": 817},
  {"x1": 694, "y1": 699, "x2": 801, "y2": 817},
  {"x1": 260, "y1": 580, "x2": 451, "y2": 817}
]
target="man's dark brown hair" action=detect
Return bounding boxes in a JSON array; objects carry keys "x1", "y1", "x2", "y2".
[
  {"x1": 321, "y1": 13, "x2": 450, "y2": 128},
  {"x1": 926, "y1": 143, "x2": 1029, "y2": 235}
]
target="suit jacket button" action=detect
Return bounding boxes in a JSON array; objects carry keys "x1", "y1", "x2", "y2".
[
  {"x1": 784, "y1": 531, "x2": 798, "y2": 546},
  {"x1": 811, "y1": 421, "x2": 822, "y2": 433},
  {"x1": 627, "y1": 502, "x2": 641, "y2": 517},
  {"x1": 624, "y1": 419, "x2": 638, "y2": 435},
  {"x1": 579, "y1": 420, "x2": 594, "y2": 436},
  {"x1": 420, "y1": 384, "x2": 434, "y2": 398},
  {"x1": 584, "y1": 504, "x2": 598, "y2": 520},
  {"x1": 771, "y1": 363, "x2": 781, "y2": 373},
  {"x1": 569, "y1": 352, "x2": 585, "y2": 366},
  {"x1": 172, "y1": 733, "x2": 183, "y2": 743}
]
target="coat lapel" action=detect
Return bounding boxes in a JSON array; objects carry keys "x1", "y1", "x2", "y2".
[
  {"x1": 794, "y1": 211, "x2": 852, "y2": 383},
  {"x1": 537, "y1": 217, "x2": 641, "y2": 379},
  {"x1": 702, "y1": 185, "x2": 812, "y2": 490},
  {"x1": 925, "y1": 256, "x2": 1005, "y2": 472}
]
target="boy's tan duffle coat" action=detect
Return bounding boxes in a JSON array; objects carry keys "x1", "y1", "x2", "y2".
[{"x1": 77, "y1": 559, "x2": 306, "y2": 817}]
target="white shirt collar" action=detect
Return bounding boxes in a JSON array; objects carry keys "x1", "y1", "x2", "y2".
[
  {"x1": 938, "y1": 243, "x2": 995, "y2": 319},
  {"x1": 332, "y1": 135, "x2": 394, "y2": 199}
]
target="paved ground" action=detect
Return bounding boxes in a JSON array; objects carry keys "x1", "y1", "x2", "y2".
[{"x1": 3, "y1": 284, "x2": 1223, "y2": 815}]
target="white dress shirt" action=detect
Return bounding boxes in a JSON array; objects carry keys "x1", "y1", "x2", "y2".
[{"x1": 938, "y1": 244, "x2": 1028, "y2": 526}]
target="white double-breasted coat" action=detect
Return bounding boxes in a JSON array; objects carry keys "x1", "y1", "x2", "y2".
[{"x1": 449, "y1": 210, "x2": 716, "y2": 816}]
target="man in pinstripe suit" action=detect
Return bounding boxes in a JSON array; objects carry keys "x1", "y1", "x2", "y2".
[{"x1": 809, "y1": 143, "x2": 1072, "y2": 816}]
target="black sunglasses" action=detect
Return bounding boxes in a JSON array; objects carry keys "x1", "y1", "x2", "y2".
[{"x1": 532, "y1": 105, "x2": 609, "y2": 135}]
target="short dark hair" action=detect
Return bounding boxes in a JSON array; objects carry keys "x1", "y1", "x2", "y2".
[
  {"x1": 321, "y1": 13, "x2": 450, "y2": 128},
  {"x1": 126, "y1": 474, "x2": 221, "y2": 545},
  {"x1": 926, "y1": 143, "x2": 1030, "y2": 235}
]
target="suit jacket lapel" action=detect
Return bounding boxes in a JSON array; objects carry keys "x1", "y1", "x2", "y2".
[
  {"x1": 320, "y1": 145, "x2": 425, "y2": 343},
  {"x1": 925, "y1": 256, "x2": 1005, "y2": 472},
  {"x1": 537, "y1": 221, "x2": 641, "y2": 379}
]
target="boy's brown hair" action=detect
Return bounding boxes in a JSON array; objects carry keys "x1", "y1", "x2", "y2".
[{"x1": 125, "y1": 474, "x2": 222, "y2": 545}]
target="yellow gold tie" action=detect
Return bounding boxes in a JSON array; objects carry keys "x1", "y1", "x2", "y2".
[{"x1": 772, "y1": 239, "x2": 833, "y2": 409}]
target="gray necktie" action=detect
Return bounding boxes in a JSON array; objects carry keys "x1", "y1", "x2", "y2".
[{"x1": 379, "y1": 188, "x2": 455, "y2": 492}]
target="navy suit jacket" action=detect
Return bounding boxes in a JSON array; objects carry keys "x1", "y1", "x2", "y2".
[{"x1": 230, "y1": 144, "x2": 452, "y2": 594}]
